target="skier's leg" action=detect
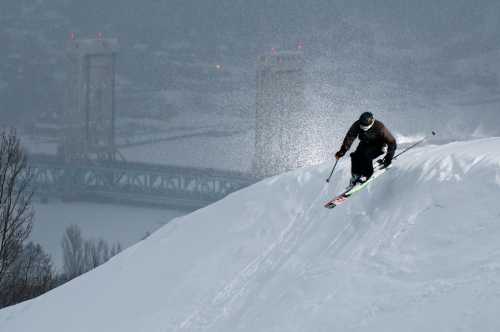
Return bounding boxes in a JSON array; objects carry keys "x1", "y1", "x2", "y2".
[
  {"x1": 349, "y1": 151, "x2": 363, "y2": 186},
  {"x1": 350, "y1": 151, "x2": 363, "y2": 176},
  {"x1": 364, "y1": 149, "x2": 385, "y2": 178},
  {"x1": 355, "y1": 148, "x2": 374, "y2": 178}
]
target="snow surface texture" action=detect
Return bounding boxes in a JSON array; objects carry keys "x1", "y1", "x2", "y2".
[{"x1": 1, "y1": 138, "x2": 500, "y2": 332}]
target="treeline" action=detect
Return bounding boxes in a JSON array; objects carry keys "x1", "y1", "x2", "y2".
[
  {"x1": 0, "y1": 130, "x2": 121, "y2": 309},
  {"x1": 0, "y1": 224, "x2": 122, "y2": 309}
]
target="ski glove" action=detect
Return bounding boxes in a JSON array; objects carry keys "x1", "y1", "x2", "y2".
[{"x1": 335, "y1": 151, "x2": 344, "y2": 160}]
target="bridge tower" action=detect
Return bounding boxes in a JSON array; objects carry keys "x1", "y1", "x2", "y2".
[
  {"x1": 253, "y1": 51, "x2": 305, "y2": 177},
  {"x1": 62, "y1": 36, "x2": 119, "y2": 161}
]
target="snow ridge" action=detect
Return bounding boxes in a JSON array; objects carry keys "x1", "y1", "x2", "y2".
[
  {"x1": 177, "y1": 184, "x2": 329, "y2": 330},
  {"x1": 1, "y1": 138, "x2": 500, "y2": 332}
]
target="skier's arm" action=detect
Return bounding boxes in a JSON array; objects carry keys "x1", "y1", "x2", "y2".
[
  {"x1": 336, "y1": 122, "x2": 359, "y2": 158},
  {"x1": 382, "y1": 127, "x2": 397, "y2": 161}
]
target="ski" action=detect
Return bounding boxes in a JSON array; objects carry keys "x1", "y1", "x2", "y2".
[{"x1": 324, "y1": 166, "x2": 388, "y2": 209}]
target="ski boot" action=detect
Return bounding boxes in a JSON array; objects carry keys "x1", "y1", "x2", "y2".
[
  {"x1": 348, "y1": 174, "x2": 361, "y2": 188},
  {"x1": 348, "y1": 174, "x2": 368, "y2": 189}
]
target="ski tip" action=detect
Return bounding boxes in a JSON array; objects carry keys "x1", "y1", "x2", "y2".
[
  {"x1": 324, "y1": 202, "x2": 336, "y2": 209},
  {"x1": 431, "y1": 130, "x2": 437, "y2": 136}
]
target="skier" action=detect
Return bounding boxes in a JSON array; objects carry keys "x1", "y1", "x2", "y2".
[{"x1": 335, "y1": 112, "x2": 397, "y2": 186}]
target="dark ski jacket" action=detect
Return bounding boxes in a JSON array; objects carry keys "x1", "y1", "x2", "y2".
[{"x1": 337, "y1": 119, "x2": 397, "y2": 160}]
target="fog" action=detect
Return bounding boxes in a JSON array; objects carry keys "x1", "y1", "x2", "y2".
[{"x1": 1, "y1": 0, "x2": 499, "y2": 169}]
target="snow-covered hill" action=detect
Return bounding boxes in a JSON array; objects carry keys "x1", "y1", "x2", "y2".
[{"x1": 1, "y1": 138, "x2": 500, "y2": 332}]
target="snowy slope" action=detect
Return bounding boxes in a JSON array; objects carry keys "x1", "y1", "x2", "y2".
[{"x1": 1, "y1": 138, "x2": 500, "y2": 332}]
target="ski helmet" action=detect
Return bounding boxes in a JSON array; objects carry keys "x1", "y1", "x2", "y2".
[{"x1": 359, "y1": 112, "x2": 374, "y2": 131}]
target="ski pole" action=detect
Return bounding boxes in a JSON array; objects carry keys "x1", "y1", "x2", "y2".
[
  {"x1": 326, "y1": 159, "x2": 339, "y2": 183},
  {"x1": 393, "y1": 131, "x2": 436, "y2": 160}
]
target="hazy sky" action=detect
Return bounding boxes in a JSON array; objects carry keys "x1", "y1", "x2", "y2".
[{"x1": 1, "y1": 0, "x2": 499, "y2": 137}]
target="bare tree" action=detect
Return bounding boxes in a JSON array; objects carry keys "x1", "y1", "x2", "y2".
[
  {"x1": 110, "y1": 242, "x2": 122, "y2": 258},
  {"x1": 0, "y1": 129, "x2": 34, "y2": 285},
  {"x1": 61, "y1": 225, "x2": 86, "y2": 280},
  {"x1": 0, "y1": 242, "x2": 54, "y2": 308},
  {"x1": 62, "y1": 225, "x2": 122, "y2": 280},
  {"x1": 85, "y1": 238, "x2": 107, "y2": 269}
]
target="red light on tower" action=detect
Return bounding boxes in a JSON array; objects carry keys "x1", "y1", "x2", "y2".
[
  {"x1": 271, "y1": 47, "x2": 277, "y2": 55},
  {"x1": 70, "y1": 32, "x2": 76, "y2": 40},
  {"x1": 97, "y1": 32, "x2": 103, "y2": 40},
  {"x1": 297, "y1": 41, "x2": 304, "y2": 50}
]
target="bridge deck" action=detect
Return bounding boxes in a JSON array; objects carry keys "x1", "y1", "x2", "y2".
[{"x1": 29, "y1": 154, "x2": 259, "y2": 210}]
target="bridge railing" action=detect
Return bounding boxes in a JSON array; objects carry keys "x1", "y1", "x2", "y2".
[{"x1": 28, "y1": 154, "x2": 259, "y2": 210}]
